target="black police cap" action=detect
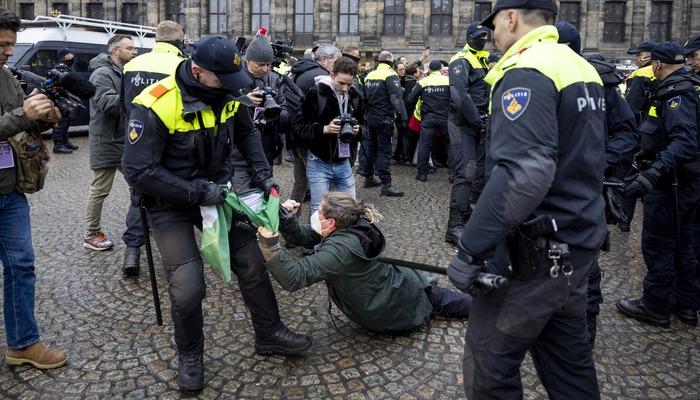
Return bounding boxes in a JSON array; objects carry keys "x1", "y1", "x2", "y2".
[
  {"x1": 480, "y1": 0, "x2": 558, "y2": 30},
  {"x1": 627, "y1": 40, "x2": 656, "y2": 55},
  {"x1": 684, "y1": 34, "x2": 700, "y2": 55},
  {"x1": 192, "y1": 35, "x2": 252, "y2": 93},
  {"x1": 466, "y1": 22, "x2": 489, "y2": 38},
  {"x1": 650, "y1": 41, "x2": 686, "y2": 65}
]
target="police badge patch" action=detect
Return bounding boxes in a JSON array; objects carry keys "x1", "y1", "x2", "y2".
[
  {"x1": 667, "y1": 96, "x2": 681, "y2": 110},
  {"x1": 502, "y1": 87, "x2": 531, "y2": 121},
  {"x1": 127, "y1": 120, "x2": 144, "y2": 144},
  {"x1": 453, "y1": 65, "x2": 463, "y2": 75}
]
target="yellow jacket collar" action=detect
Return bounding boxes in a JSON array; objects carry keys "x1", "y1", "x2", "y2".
[
  {"x1": 485, "y1": 25, "x2": 559, "y2": 86},
  {"x1": 153, "y1": 41, "x2": 184, "y2": 57}
]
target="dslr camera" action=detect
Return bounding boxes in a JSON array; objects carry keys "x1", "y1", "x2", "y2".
[
  {"x1": 336, "y1": 114, "x2": 358, "y2": 143},
  {"x1": 9, "y1": 67, "x2": 95, "y2": 120},
  {"x1": 257, "y1": 87, "x2": 282, "y2": 120}
]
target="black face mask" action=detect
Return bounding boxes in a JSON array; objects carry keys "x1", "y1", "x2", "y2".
[
  {"x1": 63, "y1": 59, "x2": 74, "y2": 67},
  {"x1": 468, "y1": 36, "x2": 487, "y2": 51}
]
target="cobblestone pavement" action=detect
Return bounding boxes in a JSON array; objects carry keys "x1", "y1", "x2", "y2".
[{"x1": 0, "y1": 136, "x2": 698, "y2": 399}]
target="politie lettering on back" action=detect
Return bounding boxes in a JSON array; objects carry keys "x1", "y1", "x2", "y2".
[{"x1": 577, "y1": 94, "x2": 606, "y2": 112}]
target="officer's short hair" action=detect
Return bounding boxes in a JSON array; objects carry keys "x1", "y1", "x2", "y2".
[
  {"x1": 107, "y1": 34, "x2": 133, "y2": 53},
  {"x1": 0, "y1": 8, "x2": 21, "y2": 33},
  {"x1": 315, "y1": 44, "x2": 341, "y2": 62},
  {"x1": 333, "y1": 57, "x2": 358, "y2": 76},
  {"x1": 377, "y1": 51, "x2": 393, "y2": 62},
  {"x1": 518, "y1": 9, "x2": 555, "y2": 27},
  {"x1": 156, "y1": 20, "x2": 184, "y2": 42}
]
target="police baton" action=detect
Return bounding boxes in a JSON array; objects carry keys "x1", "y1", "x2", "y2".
[
  {"x1": 138, "y1": 205, "x2": 163, "y2": 326},
  {"x1": 377, "y1": 257, "x2": 510, "y2": 289},
  {"x1": 602, "y1": 180, "x2": 625, "y2": 188}
]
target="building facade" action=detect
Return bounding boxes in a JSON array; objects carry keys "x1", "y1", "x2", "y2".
[{"x1": 2, "y1": 0, "x2": 699, "y2": 59}]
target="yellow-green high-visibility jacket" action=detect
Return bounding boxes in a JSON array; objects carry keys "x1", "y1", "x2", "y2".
[
  {"x1": 624, "y1": 64, "x2": 655, "y2": 123},
  {"x1": 406, "y1": 70, "x2": 450, "y2": 123},
  {"x1": 459, "y1": 25, "x2": 608, "y2": 257},
  {"x1": 363, "y1": 62, "x2": 408, "y2": 125},
  {"x1": 449, "y1": 44, "x2": 489, "y2": 125}
]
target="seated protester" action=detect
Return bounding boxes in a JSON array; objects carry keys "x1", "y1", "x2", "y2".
[{"x1": 256, "y1": 192, "x2": 472, "y2": 334}]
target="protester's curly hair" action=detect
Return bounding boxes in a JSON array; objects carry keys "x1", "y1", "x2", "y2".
[{"x1": 321, "y1": 192, "x2": 383, "y2": 230}]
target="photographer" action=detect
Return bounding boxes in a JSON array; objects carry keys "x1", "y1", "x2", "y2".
[
  {"x1": 244, "y1": 37, "x2": 299, "y2": 168},
  {"x1": 0, "y1": 8, "x2": 67, "y2": 369},
  {"x1": 51, "y1": 48, "x2": 78, "y2": 154},
  {"x1": 292, "y1": 57, "x2": 364, "y2": 214},
  {"x1": 256, "y1": 192, "x2": 471, "y2": 334}
]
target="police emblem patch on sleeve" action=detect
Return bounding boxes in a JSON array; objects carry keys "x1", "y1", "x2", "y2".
[
  {"x1": 667, "y1": 96, "x2": 681, "y2": 110},
  {"x1": 127, "y1": 120, "x2": 144, "y2": 144},
  {"x1": 501, "y1": 87, "x2": 531, "y2": 121},
  {"x1": 453, "y1": 66, "x2": 463, "y2": 75}
]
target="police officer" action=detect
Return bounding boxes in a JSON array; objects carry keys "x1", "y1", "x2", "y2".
[
  {"x1": 685, "y1": 34, "x2": 700, "y2": 76},
  {"x1": 122, "y1": 36, "x2": 312, "y2": 393},
  {"x1": 557, "y1": 21, "x2": 639, "y2": 348},
  {"x1": 243, "y1": 37, "x2": 298, "y2": 168},
  {"x1": 119, "y1": 20, "x2": 186, "y2": 276},
  {"x1": 617, "y1": 42, "x2": 700, "y2": 328},
  {"x1": 361, "y1": 50, "x2": 406, "y2": 197},
  {"x1": 407, "y1": 59, "x2": 450, "y2": 182},
  {"x1": 445, "y1": 22, "x2": 490, "y2": 244},
  {"x1": 625, "y1": 40, "x2": 656, "y2": 124},
  {"x1": 447, "y1": 1, "x2": 606, "y2": 398}
]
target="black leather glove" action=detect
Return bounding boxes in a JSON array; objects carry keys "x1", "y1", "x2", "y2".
[
  {"x1": 261, "y1": 177, "x2": 280, "y2": 199},
  {"x1": 632, "y1": 150, "x2": 655, "y2": 170},
  {"x1": 196, "y1": 180, "x2": 226, "y2": 206},
  {"x1": 447, "y1": 250, "x2": 493, "y2": 297},
  {"x1": 624, "y1": 168, "x2": 661, "y2": 198}
]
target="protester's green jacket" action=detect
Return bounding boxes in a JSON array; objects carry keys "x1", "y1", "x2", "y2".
[{"x1": 258, "y1": 216, "x2": 434, "y2": 334}]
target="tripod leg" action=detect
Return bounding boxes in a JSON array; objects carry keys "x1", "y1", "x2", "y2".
[{"x1": 139, "y1": 206, "x2": 163, "y2": 326}]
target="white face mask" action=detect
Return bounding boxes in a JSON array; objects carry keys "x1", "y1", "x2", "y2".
[{"x1": 310, "y1": 210, "x2": 327, "y2": 235}]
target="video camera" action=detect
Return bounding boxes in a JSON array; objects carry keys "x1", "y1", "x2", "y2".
[
  {"x1": 337, "y1": 114, "x2": 358, "y2": 143},
  {"x1": 257, "y1": 87, "x2": 281, "y2": 120},
  {"x1": 9, "y1": 67, "x2": 96, "y2": 120},
  {"x1": 271, "y1": 38, "x2": 295, "y2": 67}
]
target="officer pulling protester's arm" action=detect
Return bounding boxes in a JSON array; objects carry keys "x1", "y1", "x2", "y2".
[{"x1": 255, "y1": 192, "x2": 471, "y2": 335}]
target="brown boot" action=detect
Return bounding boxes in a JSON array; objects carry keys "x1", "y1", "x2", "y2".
[{"x1": 5, "y1": 342, "x2": 68, "y2": 369}]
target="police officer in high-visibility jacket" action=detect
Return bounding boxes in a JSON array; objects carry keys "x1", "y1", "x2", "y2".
[
  {"x1": 625, "y1": 40, "x2": 656, "y2": 124},
  {"x1": 407, "y1": 59, "x2": 450, "y2": 182},
  {"x1": 617, "y1": 42, "x2": 700, "y2": 328},
  {"x1": 445, "y1": 22, "x2": 490, "y2": 245},
  {"x1": 122, "y1": 36, "x2": 312, "y2": 393},
  {"x1": 446, "y1": 1, "x2": 606, "y2": 398},
  {"x1": 119, "y1": 20, "x2": 187, "y2": 276},
  {"x1": 361, "y1": 50, "x2": 407, "y2": 197}
]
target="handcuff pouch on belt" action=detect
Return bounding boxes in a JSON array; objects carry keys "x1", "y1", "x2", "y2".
[{"x1": 507, "y1": 215, "x2": 573, "y2": 283}]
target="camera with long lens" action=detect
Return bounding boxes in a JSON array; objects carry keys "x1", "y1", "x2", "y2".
[
  {"x1": 337, "y1": 114, "x2": 358, "y2": 143},
  {"x1": 9, "y1": 67, "x2": 96, "y2": 120},
  {"x1": 257, "y1": 86, "x2": 281, "y2": 120}
]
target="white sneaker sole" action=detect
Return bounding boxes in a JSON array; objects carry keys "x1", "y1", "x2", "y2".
[{"x1": 83, "y1": 242, "x2": 113, "y2": 251}]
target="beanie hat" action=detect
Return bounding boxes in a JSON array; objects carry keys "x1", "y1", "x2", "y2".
[{"x1": 246, "y1": 38, "x2": 274, "y2": 63}]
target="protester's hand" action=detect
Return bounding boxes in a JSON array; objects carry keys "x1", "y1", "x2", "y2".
[
  {"x1": 624, "y1": 168, "x2": 661, "y2": 198},
  {"x1": 447, "y1": 251, "x2": 493, "y2": 296},
  {"x1": 281, "y1": 199, "x2": 301, "y2": 215},
  {"x1": 257, "y1": 226, "x2": 279, "y2": 239},
  {"x1": 247, "y1": 88, "x2": 264, "y2": 107},
  {"x1": 261, "y1": 177, "x2": 280, "y2": 199},
  {"x1": 352, "y1": 124, "x2": 360, "y2": 135},
  {"x1": 420, "y1": 49, "x2": 430, "y2": 62},
  {"x1": 23, "y1": 91, "x2": 60, "y2": 123},
  {"x1": 197, "y1": 180, "x2": 226, "y2": 206},
  {"x1": 323, "y1": 119, "x2": 341, "y2": 135}
]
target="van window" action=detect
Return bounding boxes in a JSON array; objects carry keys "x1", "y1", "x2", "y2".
[
  {"x1": 75, "y1": 52, "x2": 102, "y2": 73},
  {"x1": 7, "y1": 44, "x2": 32, "y2": 67},
  {"x1": 27, "y1": 49, "x2": 57, "y2": 76}
]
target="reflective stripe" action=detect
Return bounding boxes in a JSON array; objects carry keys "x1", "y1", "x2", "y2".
[
  {"x1": 413, "y1": 98, "x2": 423, "y2": 121},
  {"x1": 419, "y1": 71, "x2": 449, "y2": 87},
  {"x1": 628, "y1": 65, "x2": 655, "y2": 80},
  {"x1": 648, "y1": 105, "x2": 657, "y2": 117},
  {"x1": 450, "y1": 44, "x2": 490, "y2": 70},
  {"x1": 365, "y1": 63, "x2": 398, "y2": 81}
]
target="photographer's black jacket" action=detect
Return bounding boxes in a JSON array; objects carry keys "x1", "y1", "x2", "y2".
[{"x1": 293, "y1": 79, "x2": 365, "y2": 164}]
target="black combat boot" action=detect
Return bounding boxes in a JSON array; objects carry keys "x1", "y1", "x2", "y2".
[
  {"x1": 178, "y1": 352, "x2": 204, "y2": 393},
  {"x1": 64, "y1": 141, "x2": 79, "y2": 150},
  {"x1": 616, "y1": 298, "x2": 670, "y2": 328},
  {"x1": 122, "y1": 247, "x2": 140, "y2": 276},
  {"x1": 444, "y1": 208, "x2": 464, "y2": 245},
  {"x1": 363, "y1": 175, "x2": 382, "y2": 188},
  {"x1": 586, "y1": 313, "x2": 597, "y2": 350},
  {"x1": 672, "y1": 306, "x2": 698, "y2": 326},
  {"x1": 380, "y1": 184, "x2": 404, "y2": 197},
  {"x1": 255, "y1": 325, "x2": 313, "y2": 356}
]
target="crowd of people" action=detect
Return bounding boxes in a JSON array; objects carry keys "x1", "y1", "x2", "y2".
[{"x1": 0, "y1": 0, "x2": 699, "y2": 397}]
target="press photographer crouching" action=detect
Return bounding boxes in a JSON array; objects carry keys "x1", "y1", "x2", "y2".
[
  {"x1": 292, "y1": 57, "x2": 364, "y2": 215},
  {"x1": 256, "y1": 192, "x2": 471, "y2": 334}
]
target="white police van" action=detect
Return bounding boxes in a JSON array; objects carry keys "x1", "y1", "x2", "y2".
[{"x1": 8, "y1": 15, "x2": 155, "y2": 127}]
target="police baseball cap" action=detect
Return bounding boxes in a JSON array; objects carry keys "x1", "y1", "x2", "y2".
[
  {"x1": 684, "y1": 34, "x2": 700, "y2": 55},
  {"x1": 627, "y1": 40, "x2": 656, "y2": 55},
  {"x1": 479, "y1": 0, "x2": 558, "y2": 30},
  {"x1": 192, "y1": 35, "x2": 252, "y2": 93},
  {"x1": 428, "y1": 59, "x2": 443, "y2": 71},
  {"x1": 466, "y1": 22, "x2": 489, "y2": 38},
  {"x1": 650, "y1": 41, "x2": 686, "y2": 65}
]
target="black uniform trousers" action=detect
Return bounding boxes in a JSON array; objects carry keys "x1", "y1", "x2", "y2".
[
  {"x1": 148, "y1": 204, "x2": 282, "y2": 355},
  {"x1": 641, "y1": 174, "x2": 700, "y2": 314},
  {"x1": 416, "y1": 119, "x2": 449, "y2": 176},
  {"x1": 448, "y1": 116, "x2": 481, "y2": 216},
  {"x1": 464, "y1": 250, "x2": 600, "y2": 400},
  {"x1": 361, "y1": 120, "x2": 395, "y2": 184}
]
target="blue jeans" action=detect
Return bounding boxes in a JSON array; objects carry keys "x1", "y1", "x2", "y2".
[
  {"x1": 306, "y1": 152, "x2": 356, "y2": 214},
  {"x1": 0, "y1": 192, "x2": 39, "y2": 349}
]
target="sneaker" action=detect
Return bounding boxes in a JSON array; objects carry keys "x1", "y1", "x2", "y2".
[
  {"x1": 64, "y1": 141, "x2": 79, "y2": 150},
  {"x1": 53, "y1": 146, "x2": 73, "y2": 154},
  {"x1": 255, "y1": 325, "x2": 312, "y2": 356},
  {"x1": 5, "y1": 343, "x2": 67, "y2": 369},
  {"x1": 83, "y1": 232, "x2": 114, "y2": 251}
]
